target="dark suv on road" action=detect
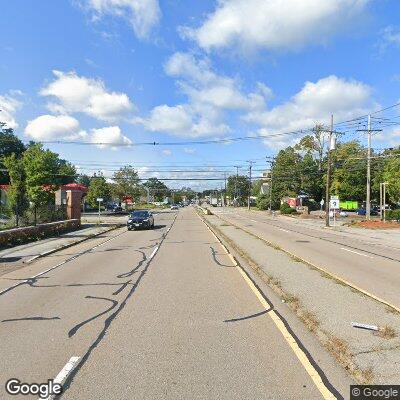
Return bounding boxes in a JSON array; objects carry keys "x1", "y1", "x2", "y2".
[{"x1": 127, "y1": 210, "x2": 154, "y2": 231}]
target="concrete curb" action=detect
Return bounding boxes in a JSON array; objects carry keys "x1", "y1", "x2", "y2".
[
  {"x1": 210, "y1": 211, "x2": 400, "y2": 315},
  {"x1": 24, "y1": 224, "x2": 125, "y2": 264}
]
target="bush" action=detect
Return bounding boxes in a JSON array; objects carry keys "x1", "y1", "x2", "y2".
[
  {"x1": 386, "y1": 209, "x2": 400, "y2": 221},
  {"x1": 280, "y1": 202, "x2": 297, "y2": 215},
  {"x1": 257, "y1": 194, "x2": 270, "y2": 210}
]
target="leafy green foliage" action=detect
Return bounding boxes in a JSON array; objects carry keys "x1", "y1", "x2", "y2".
[
  {"x1": 57, "y1": 160, "x2": 77, "y2": 185},
  {"x1": 112, "y1": 166, "x2": 141, "y2": 201},
  {"x1": 86, "y1": 176, "x2": 111, "y2": 208},
  {"x1": 270, "y1": 147, "x2": 302, "y2": 209},
  {"x1": 331, "y1": 141, "x2": 367, "y2": 202},
  {"x1": 3, "y1": 154, "x2": 29, "y2": 224},
  {"x1": 280, "y1": 202, "x2": 297, "y2": 215},
  {"x1": 76, "y1": 174, "x2": 91, "y2": 188},
  {"x1": 143, "y1": 178, "x2": 170, "y2": 201},
  {"x1": 256, "y1": 194, "x2": 270, "y2": 210},
  {"x1": 23, "y1": 144, "x2": 60, "y2": 207},
  {"x1": 386, "y1": 209, "x2": 400, "y2": 221},
  {"x1": 0, "y1": 124, "x2": 25, "y2": 184},
  {"x1": 383, "y1": 151, "x2": 400, "y2": 204},
  {"x1": 226, "y1": 175, "x2": 250, "y2": 205}
]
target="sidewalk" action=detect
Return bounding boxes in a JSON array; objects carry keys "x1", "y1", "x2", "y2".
[{"x1": 0, "y1": 223, "x2": 122, "y2": 276}]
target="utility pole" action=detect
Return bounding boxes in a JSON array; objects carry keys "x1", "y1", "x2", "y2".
[
  {"x1": 234, "y1": 166, "x2": 240, "y2": 207},
  {"x1": 269, "y1": 159, "x2": 274, "y2": 214},
  {"x1": 325, "y1": 115, "x2": 334, "y2": 227},
  {"x1": 357, "y1": 116, "x2": 381, "y2": 221},
  {"x1": 380, "y1": 182, "x2": 388, "y2": 222},
  {"x1": 247, "y1": 161, "x2": 254, "y2": 211},
  {"x1": 366, "y1": 115, "x2": 372, "y2": 220},
  {"x1": 224, "y1": 172, "x2": 227, "y2": 207}
]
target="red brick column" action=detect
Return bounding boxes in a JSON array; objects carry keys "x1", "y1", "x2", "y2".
[{"x1": 66, "y1": 190, "x2": 82, "y2": 221}]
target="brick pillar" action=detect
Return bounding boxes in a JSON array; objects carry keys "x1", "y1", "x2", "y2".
[{"x1": 66, "y1": 190, "x2": 82, "y2": 222}]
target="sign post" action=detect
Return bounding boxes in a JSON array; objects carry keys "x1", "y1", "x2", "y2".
[
  {"x1": 97, "y1": 198, "x2": 103, "y2": 224},
  {"x1": 329, "y1": 196, "x2": 340, "y2": 227}
]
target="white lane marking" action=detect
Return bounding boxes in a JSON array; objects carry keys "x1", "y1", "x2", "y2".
[
  {"x1": 149, "y1": 246, "x2": 159, "y2": 260},
  {"x1": 249, "y1": 219, "x2": 258, "y2": 223},
  {"x1": 340, "y1": 248, "x2": 374, "y2": 259},
  {"x1": 41, "y1": 356, "x2": 80, "y2": 400},
  {"x1": 278, "y1": 228, "x2": 291, "y2": 233}
]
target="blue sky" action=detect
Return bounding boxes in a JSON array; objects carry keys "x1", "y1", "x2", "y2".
[{"x1": 1, "y1": 0, "x2": 400, "y2": 189}]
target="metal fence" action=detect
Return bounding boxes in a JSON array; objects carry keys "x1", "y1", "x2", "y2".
[{"x1": 0, "y1": 204, "x2": 68, "y2": 230}]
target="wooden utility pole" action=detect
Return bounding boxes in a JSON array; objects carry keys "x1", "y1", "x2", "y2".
[
  {"x1": 325, "y1": 115, "x2": 334, "y2": 227},
  {"x1": 234, "y1": 165, "x2": 240, "y2": 207},
  {"x1": 357, "y1": 116, "x2": 381, "y2": 220},
  {"x1": 247, "y1": 161, "x2": 254, "y2": 211}
]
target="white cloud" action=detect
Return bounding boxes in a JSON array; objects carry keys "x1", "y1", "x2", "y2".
[
  {"x1": 162, "y1": 149, "x2": 172, "y2": 156},
  {"x1": 136, "y1": 52, "x2": 270, "y2": 137},
  {"x1": 182, "y1": 0, "x2": 369, "y2": 53},
  {"x1": 40, "y1": 70, "x2": 134, "y2": 122},
  {"x1": 0, "y1": 93, "x2": 22, "y2": 129},
  {"x1": 83, "y1": 0, "x2": 161, "y2": 39},
  {"x1": 90, "y1": 126, "x2": 132, "y2": 149},
  {"x1": 184, "y1": 148, "x2": 196, "y2": 154},
  {"x1": 245, "y1": 75, "x2": 374, "y2": 149},
  {"x1": 25, "y1": 114, "x2": 132, "y2": 150},
  {"x1": 165, "y1": 52, "x2": 268, "y2": 111},
  {"x1": 25, "y1": 114, "x2": 86, "y2": 141},
  {"x1": 378, "y1": 26, "x2": 400, "y2": 53},
  {"x1": 138, "y1": 105, "x2": 193, "y2": 133}
]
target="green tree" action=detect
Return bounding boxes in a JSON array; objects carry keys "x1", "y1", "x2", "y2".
[
  {"x1": 23, "y1": 144, "x2": 60, "y2": 209},
  {"x1": 295, "y1": 124, "x2": 326, "y2": 171},
  {"x1": 3, "y1": 154, "x2": 29, "y2": 226},
  {"x1": 77, "y1": 174, "x2": 91, "y2": 188},
  {"x1": 0, "y1": 124, "x2": 26, "y2": 184},
  {"x1": 143, "y1": 178, "x2": 170, "y2": 201},
  {"x1": 227, "y1": 175, "x2": 250, "y2": 205},
  {"x1": 331, "y1": 141, "x2": 367, "y2": 201},
  {"x1": 57, "y1": 160, "x2": 77, "y2": 185},
  {"x1": 300, "y1": 152, "x2": 323, "y2": 201},
  {"x1": 383, "y1": 151, "x2": 400, "y2": 204},
  {"x1": 270, "y1": 147, "x2": 302, "y2": 209},
  {"x1": 112, "y1": 166, "x2": 141, "y2": 201},
  {"x1": 251, "y1": 179, "x2": 263, "y2": 196},
  {"x1": 86, "y1": 176, "x2": 111, "y2": 208}
]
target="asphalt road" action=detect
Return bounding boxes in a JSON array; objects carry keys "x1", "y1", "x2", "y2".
[
  {"x1": 212, "y1": 207, "x2": 400, "y2": 310},
  {"x1": 0, "y1": 208, "x2": 349, "y2": 399}
]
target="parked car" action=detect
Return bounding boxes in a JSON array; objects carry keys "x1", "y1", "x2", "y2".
[
  {"x1": 170, "y1": 205, "x2": 179, "y2": 210},
  {"x1": 357, "y1": 208, "x2": 379, "y2": 216},
  {"x1": 339, "y1": 210, "x2": 348, "y2": 217},
  {"x1": 127, "y1": 210, "x2": 154, "y2": 231}
]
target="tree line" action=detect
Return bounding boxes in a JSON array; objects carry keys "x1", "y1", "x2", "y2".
[{"x1": 1, "y1": 126, "x2": 197, "y2": 225}]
